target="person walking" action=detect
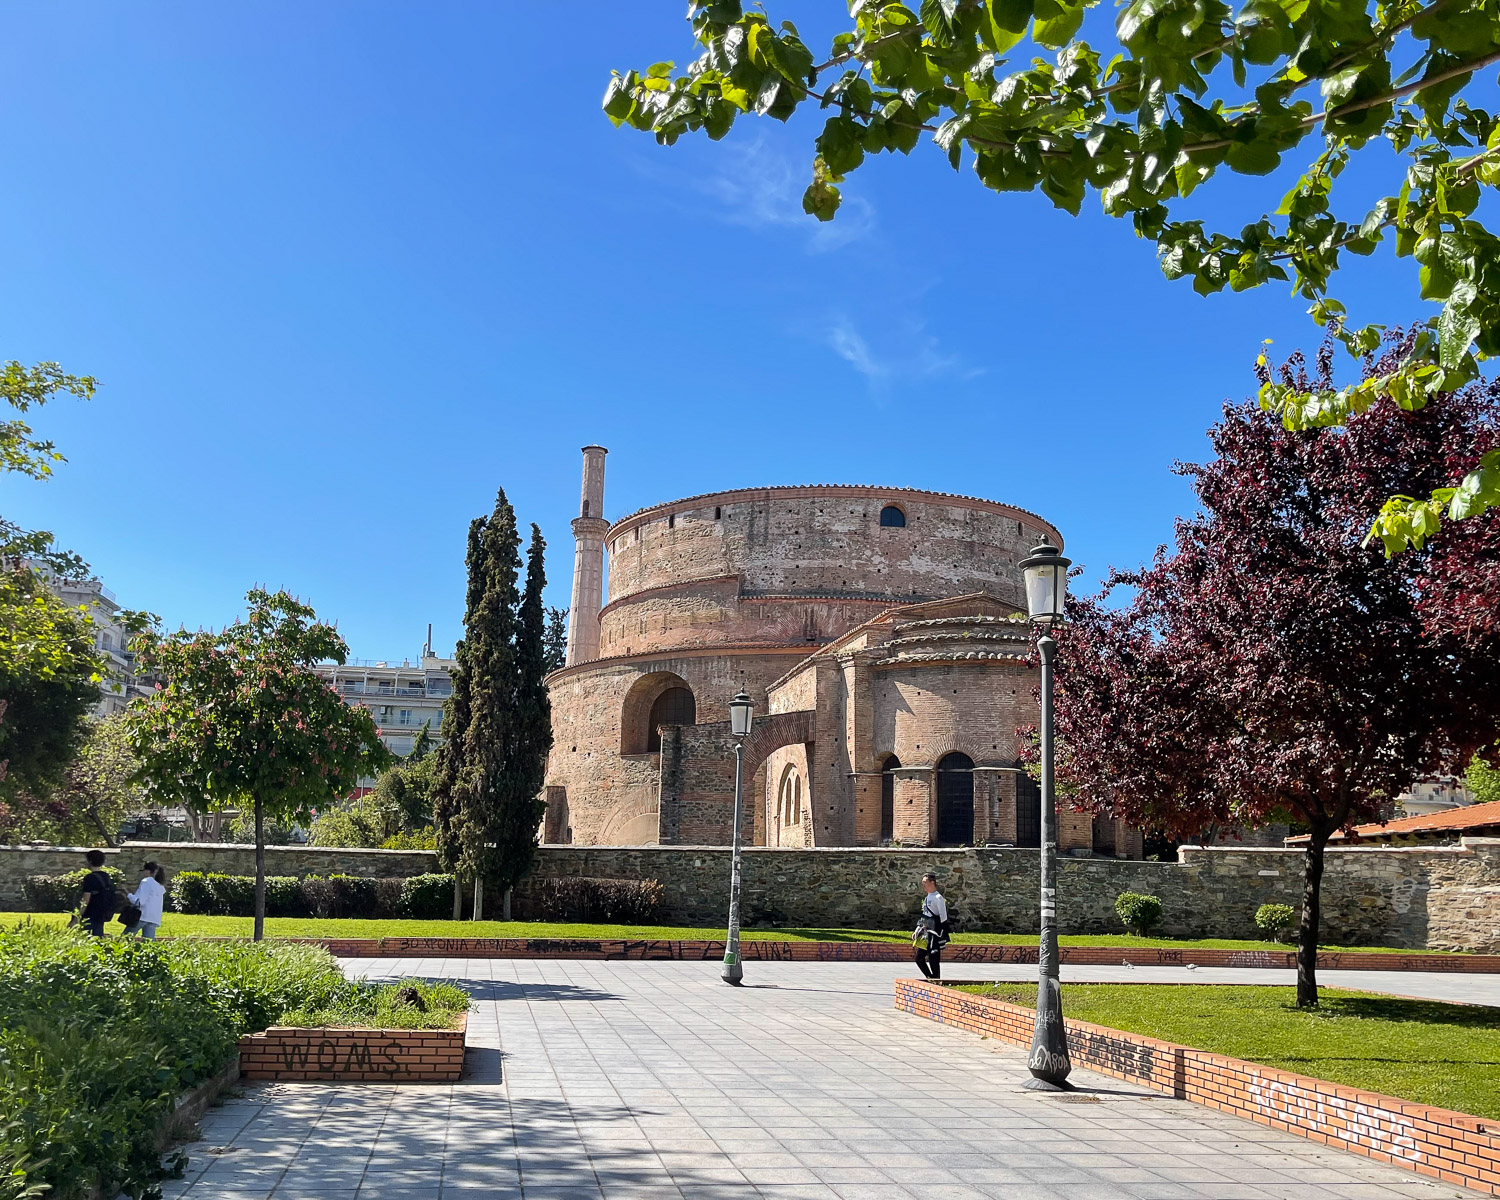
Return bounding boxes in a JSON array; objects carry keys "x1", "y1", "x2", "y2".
[
  {"x1": 125, "y1": 862, "x2": 166, "y2": 939},
  {"x1": 913, "y1": 871, "x2": 949, "y2": 980},
  {"x1": 75, "y1": 850, "x2": 116, "y2": 937}
]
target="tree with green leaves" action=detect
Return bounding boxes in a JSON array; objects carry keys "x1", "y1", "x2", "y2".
[
  {"x1": 0, "y1": 714, "x2": 144, "y2": 846},
  {"x1": 310, "y1": 751, "x2": 437, "y2": 847},
  {"x1": 1468, "y1": 752, "x2": 1500, "y2": 804},
  {"x1": 407, "y1": 719, "x2": 434, "y2": 762},
  {"x1": 610, "y1": 1, "x2": 1500, "y2": 548},
  {"x1": 0, "y1": 361, "x2": 114, "y2": 802},
  {"x1": 127, "y1": 589, "x2": 390, "y2": 939},
  {"x1": 543, "y1": 605, "x2": 569, "y2": 675},
  {"x1": 431, "y1": 493, "x2": 553, "y2": 919}
]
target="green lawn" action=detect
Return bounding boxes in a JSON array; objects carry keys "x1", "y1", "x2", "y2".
[
  {"x1": 958, "y1": 982, "x2": 1500, "y2": 1119},
  {"x1": 0, "y1": 912, "x2": 1447, "y2": 953}
]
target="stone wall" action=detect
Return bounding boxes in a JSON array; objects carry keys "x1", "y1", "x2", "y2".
[
  {"x1": 511, "y1": 839, "x2": 1500, "y2": 953},
  {"x1": 6, "y1": 838, "x2": 1496, "y2": 953},
  {"x1": 0, "y1": 843, "x2": 439, "y2": 910}
]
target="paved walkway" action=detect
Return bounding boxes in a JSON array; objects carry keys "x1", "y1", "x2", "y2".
[{"x1": 166, "y1": 960, "x2": 1489, "y2": 1200}]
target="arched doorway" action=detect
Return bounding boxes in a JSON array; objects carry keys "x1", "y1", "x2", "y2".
[
  {"x1": 1015, "y1": 767, "x2": 1041, "y2": 847},
  {"x1": 880, "y1": 755, "x2": 900, "y2": 842},
  {"x1": 935, "y1": 752, "x2": 974, "y2": 845},
  {"x1": 646, "y1": 686, "x2": 695, "y2": 752}
]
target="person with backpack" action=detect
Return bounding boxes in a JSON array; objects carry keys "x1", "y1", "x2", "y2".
[
  {"x1": 123, "y1": 862, "x2": 166, "y2": 939},
  {"x1": 75, "y1": 849, "x2": 116, "y2": 937},
  {"x1": 913, "y1": 871, "x2": 950, "y2": 980}
]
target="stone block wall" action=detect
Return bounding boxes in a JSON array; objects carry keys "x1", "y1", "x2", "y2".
[
  {"x1": 511, "y1": 839, "x2": 1500, "y2": 952},
  {"x1": 4, "y1": 838, "x2": 1495, "y2": 952}
]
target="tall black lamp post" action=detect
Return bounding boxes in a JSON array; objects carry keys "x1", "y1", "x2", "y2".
[
  {"x1": 722, "y1": 688, "x2": 754, "y2": 986},
  {"x1": 1018, "y1": 535, "x2": 1073, "y2": 1090}
]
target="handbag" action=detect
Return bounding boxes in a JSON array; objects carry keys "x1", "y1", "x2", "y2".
[{"x1": 116, "y1": 904, "x2": 142, "y2": 927}]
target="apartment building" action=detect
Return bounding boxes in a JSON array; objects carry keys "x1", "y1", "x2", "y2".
[
  {"x1": 36, "y1": 568, "x2": 150, "y2": 717},
  {"x1": 314, "y1": 652, "x2": 453, "y2": 757}
]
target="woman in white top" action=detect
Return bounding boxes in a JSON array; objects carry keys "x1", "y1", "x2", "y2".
[
  {"x1": 913, "y1": 871, "x2": 949, "y2": 980},
  {"x1": 127, "y1": 862, "x2": 166, "y2": 939}
]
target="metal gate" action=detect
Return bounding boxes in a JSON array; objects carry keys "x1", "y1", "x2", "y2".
[
  {"x1": 935, "y1": 753, "x2": 975, "y2": 845},
  {"x1": 1015, "y1": 771, "x2": 1041, "y2": 847}
]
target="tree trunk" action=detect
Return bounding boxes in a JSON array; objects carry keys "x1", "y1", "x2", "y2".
[
  {"x1": 503, "y1": 887, "x2": 512, "y2": 922},
  {"x1": 1296, "y1": 828, "x2": 1328, "y2": 1007},
  {"x1": 452, "y1": 873, "x2": 463, "y2": 921},
  {"x1": 473, "y1": 874, "x2": 485, "y2": 922},
  {"x1": 253, "y1": 796, "x2": 266, "y2": 943}
]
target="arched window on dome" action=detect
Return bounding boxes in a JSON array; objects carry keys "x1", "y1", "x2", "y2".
[
  {"x1": 646, "y1": 686, "x2": 695, "y2": 753},
  {"x1": 879, "y1": 505, "x2": 907, "y2": 527}
]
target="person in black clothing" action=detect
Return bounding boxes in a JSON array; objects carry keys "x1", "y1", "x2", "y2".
[
  {"x1": 913, "y1": 871, "x2": 949, "y2": 980},
  {"x1": 76, "y1": 849, "x2": 114, "y2": 937}
]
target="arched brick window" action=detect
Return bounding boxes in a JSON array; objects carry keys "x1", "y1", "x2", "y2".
[
  {"x1": 778, "y1": 765, "x2": 802, "y2": 827},
  {"x1": 621, "y1": 672, "x2": 695, "y2": 755},
  {"x1": 879, "y1": 505, "x2": 906, "y2": 528},
  {"x1": 646, "y1": 687, "x2": 695, "y2": 752},
  {"x1": 880, "y1": 755, "x2": 900, "y2": 842},
  {"x1": 936, "y1": 752, "x2": 974, "y2": 845},
  {"x1": 1015, "y1": 765, "x2": 1041, "y2": 848}
]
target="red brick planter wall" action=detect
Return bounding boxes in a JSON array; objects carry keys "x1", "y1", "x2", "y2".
[
  {"x1": 239, "y1": 1015, "x2": 465, "y2": 1082},
  {"x1": 895, "y1": 978, "x2": 1500, "y2": 1196},
  {"x1": 230, "y1": 936, "x2": 1500, "y2": 971}
]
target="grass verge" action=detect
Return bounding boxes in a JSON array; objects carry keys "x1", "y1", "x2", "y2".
[
  {"x1": 0, "y1": 911, "x2": 1454, "y2": 954},
  {"x1": 956, "y1": 982, "x2": 1500, "y2": 1119}
]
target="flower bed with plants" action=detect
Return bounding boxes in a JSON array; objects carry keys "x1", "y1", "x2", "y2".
[
  {"x1": 239, "y1": 980, "x2": 469, "y2": 1082},
  {"x1": 0, "y1": 924, "x2": 467, "y2": 1200}
]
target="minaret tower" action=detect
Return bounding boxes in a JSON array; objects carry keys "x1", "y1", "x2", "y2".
[{"x1": 565, "y1": 445, "x2": 608, "y2": 667}]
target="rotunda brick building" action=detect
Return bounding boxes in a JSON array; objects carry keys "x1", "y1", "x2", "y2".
[{"x1": 542, "y1": 447, "x2": 1142, "y2": 858}]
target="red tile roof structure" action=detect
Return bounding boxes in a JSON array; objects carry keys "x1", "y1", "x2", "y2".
[{"x1": 1286, "y1": 799, "x2": 1500, "y2": 844}]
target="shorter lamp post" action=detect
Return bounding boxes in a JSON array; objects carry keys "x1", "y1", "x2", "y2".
[
  {"x1": 722, "y1": 688, "x2": 754, "y2": 986},
  {"x1": 1018, "y1": 535, "x2": 1073, "y2": 1091}
]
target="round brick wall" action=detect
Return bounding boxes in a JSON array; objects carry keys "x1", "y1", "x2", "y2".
[{"x1": 547, "y1": 484, "x2": 1062, "y2": 846}]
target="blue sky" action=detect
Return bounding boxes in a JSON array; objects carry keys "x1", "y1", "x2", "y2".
[{"x1": 0, "y1": 3, "x2": 1430, "y2": 659}]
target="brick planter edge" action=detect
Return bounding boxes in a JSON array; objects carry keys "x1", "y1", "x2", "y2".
[
  {"x1": 239, "y1": 1014, "x2": 466, "y2": 1083},
  {"x1": 895, "y1": 977, "x2": 1499, "y2": 1196}
]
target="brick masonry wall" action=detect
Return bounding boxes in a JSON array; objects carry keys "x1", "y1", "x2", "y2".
[
  {"x1": 895, "y1": 979, "x2": 1500, "y2": 1196},
  {"x1": 238, "y1": 1017, "x2": 466, "y2": 1082},
  {"x1": 0, "y1": 842, "x2": 440, "y2": 910}
]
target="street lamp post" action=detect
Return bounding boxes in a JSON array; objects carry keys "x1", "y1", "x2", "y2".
[
  {"x1": 1018, "y1": 535, "x2": 1073, "y2": 1091},
  {"x1": 722, "y1": 688, "x2": 754, "y2": 986}
]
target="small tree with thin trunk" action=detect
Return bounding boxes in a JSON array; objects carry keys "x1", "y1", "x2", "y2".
[
  {"x1": 127, "y1": 589, "x2": 390, "y2": 940},
  {"x1": 1056, "y1": 352, "x2": 1500, "y2": 1005}
]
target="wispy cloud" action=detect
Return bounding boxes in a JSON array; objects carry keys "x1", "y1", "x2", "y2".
[
  {"x1": 822, "y1": 314, "x2": 984, "y2": 397},
  {"x1": 693, "y1": 136, "x2": 876, "y2": 253}
]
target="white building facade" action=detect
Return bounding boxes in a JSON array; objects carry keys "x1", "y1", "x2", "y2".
[{"x1": 314, "y1": 653, "x2": 453, "y2": 757}]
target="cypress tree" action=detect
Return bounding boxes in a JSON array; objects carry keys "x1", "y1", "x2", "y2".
[
  {"x1": 432, "y1": 516, "x2": 485, "y2": 882},
  {"x1": 492, "y1": 525, "x2": 552, "y2": 897},
  {"x1": 430, "y1": 493, "x2": 554, "y2": 918}
]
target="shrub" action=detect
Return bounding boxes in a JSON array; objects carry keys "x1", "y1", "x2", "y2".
[
  {"x1": 380, "y1": 827, "x2": 437, "y2": 850},
  {"x1": 21, "y1": 868, "x2": 128, "y2": 913},
  {"x1": 399, "y1": 873, "x2": 456, "y2": 920},
  {"x1": 278, "y1": 978, "x2": 469, "y2": 1031},
  {"x1": 300, "y1": 874, "x2": 377, "y2": 919},
  {"x1": 530, "y1": 876, "x2": 665, "y2": 924},
  {"x1": 1114, "y1": 892, "x2": 1163, "y2": 936},
  {"x1": 0, "y1": 925, "x2": 352, "y2": 1199},
  {"x1": 1255, "y1": 902, "x2": 1297, "y2": 943}
]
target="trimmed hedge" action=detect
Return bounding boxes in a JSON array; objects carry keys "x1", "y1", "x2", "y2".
[
  {"x1": 529, "y1": 876, "x2": 665, "y2": 924},
  {"x1": 22, "y1": 867, "x2": 129, "y2": 913},
  {"x1": 170, "y1": 871, "x2": 457, "y2": 920},
  {"x1": 1114, "y1": 892, "x2": 1164, "y2": 936}
]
